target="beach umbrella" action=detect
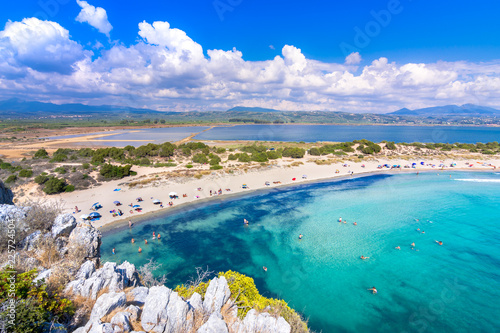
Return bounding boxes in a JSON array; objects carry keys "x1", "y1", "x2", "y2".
[
  {"x1": 89, "y1": 212, "x2": 101, "y2": 218},
  {"x1": 153, "y1": 199, "x2": 161, "y2": 204},
  {"x1": 133, "y1": 205, "x2": 140, "y2": 208},
  {"x1": 92, "y1": 202, "x2": 99, "y2": 207},
  {"x1": 169, "y1": 192, "x2": 177, "y2": 196},
  {"x1": 80, "y1": 214, "x2": 89, "y2": 220},
  {"x1": 113, "y1": 201, "x2": 121, "y2": 205},
  {"x1": 292, "y1": 178, "x2": 296, "y2": 181}
]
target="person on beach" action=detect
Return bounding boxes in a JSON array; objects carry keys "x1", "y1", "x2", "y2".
[
  {"x1": 75, "y1": 206, "x2": 79, "y2": 213},
  {"x1": 138, "y1": 247, "x2": 142, "y2": 253},
  {"x1": 368, "y1": 287, "x2": 378, "y2": 294},
  {"x1": 435, "y1": 240, "x2": 443, "y2": 245},
  {"x1": 263, "y1": 266, "x2": 268, "y2": 272},
  {"x1": 299, "y1": 234, "x2": 303, "y2": 239},
  {"x1": 131, "y1": 238, "x2": 135, "y2": 243},
  {"x1": 112, "y1": 248, "x2": 115, "y2": 254}
]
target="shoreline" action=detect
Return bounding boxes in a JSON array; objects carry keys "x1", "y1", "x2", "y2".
[{"x1": 71, "y1": 165, "x2": 497, "y2": 235}]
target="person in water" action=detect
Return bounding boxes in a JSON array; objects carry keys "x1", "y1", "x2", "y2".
[
  {"x1": 263, "y1": 266, "x2": 268, "y2": 272},
  {"x1": 145, "y1": 239, "x2": 148, "y2": 245},
  {"x1": 395, "y1": 246, "x2": 400, "y2": 250},
  {"x1": 112, "y1": 248, "x2": 115, "y2": 254},
  {"x1": 244, "y1": 218, "x2": 249, "y2": 224},
  {"x1": 353, "y1": 222, "x2": 357, "y2": 226},
  {"x1": 411, "y1": 242, "x2": 415, "y2": 247},
  {"x1": 129, "y1": 220, "x2": 132, "y2": 228},
  {"x1": 435, "y1": 240, "x2": 443, "y2": 245},
  {"x1": 368, "y1": 287, "x2": 378, "y2": 294},
  {"x1": 131, "y1": 238, "x2": 135, "y2": 244},
  {"x1": 138, "y1": 247, "x2": 142, "y2": 253},
  {"x1": 360, "y1": 256, "x2": 369, "y2": 260},
  {"x1": 338, "y1": 217, "x2": 342, "y2": 222},
  {"x1": 299, "y1": 234, "x2": 303, "y2": 239},
  {"x1": 152, "y1": 232, "x2": 156, "y2": 239},
  {"x1": 157, "y1": 233, "x2": 161, "y2": 239}
]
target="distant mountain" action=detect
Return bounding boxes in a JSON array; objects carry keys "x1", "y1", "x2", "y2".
[
  {"x1": 227, "y1": 106, "x2": 280, "y2": 112},
  {"x1": 0, "y1": 98, "x2": 174, "y2": 117},
  {"x1": 391, "y1": 104, "x2": 500, "y2": 116}
]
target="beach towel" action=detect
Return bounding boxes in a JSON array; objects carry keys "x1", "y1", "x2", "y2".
[{"x1": 114, "y1": 188, "x2": 121, "y2": 191}]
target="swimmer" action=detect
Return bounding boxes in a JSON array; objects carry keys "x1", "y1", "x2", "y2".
[
  {"x1": 435, "y1": 240, "x2": 443, "y2": 245},
  {"x1": 243, "y1": 218, "x2": 249, "y2": 224},
  {"x1": 263, "y1": 266, "x2": 268, "y2": 272},
  {"x1": 395, "y1": 246, "x2": 400, "y2": 250},
  {"x1": 153, "y1": 232, "x2": 155, "y2": 238},
  {"x1": 129, "y1": 220, "x2": 132, "y2": 228},
  {"x1": 343, "y1": 220, "x2": 347, "y2": 224},
  {"x1": 299, "y1": 234, "x2": 303, "y2": 239},
  {"x1": 112, "y1": 248, "x2": 115, "y2": 254},
  {"x1": 157, "y1": 233, "x2": 161, "y2": 239},
  {"x1": 131, "y1": 238, "x2": 135, "y2": 244},
  {"x1": 138, "y1": 247, "x2": 142, "y2": 253},
  {"x1": 360, "y1": 256, "x2": 369, "y2": 260},
  {"x1": 411, "y1": 242, "x2": 415, "y2": 247},
  {"x1": 368, "y1": 287, "x2": 378, "y2": 294},
  {"x1": 417, "y1": 228, "x2": 420, "y2": 231},
  {"x1": 421, "y1": 231, "x2": 425, "y2": 234},
  {"x1": 145, "y1": 239, "x2": 148, "y2": 245},
  {"x1": 353, "y1": 222, "x2": 357, "y2": 226},
  {"x1": 338, "y1": 217, "x2": 342, "y2": 222}
]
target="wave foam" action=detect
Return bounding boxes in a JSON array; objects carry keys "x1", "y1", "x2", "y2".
[{"x1": 456, "y1": 179, "x2": 500, "y2": 183}]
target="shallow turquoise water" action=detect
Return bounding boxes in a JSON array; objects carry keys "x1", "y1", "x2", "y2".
[{"x1": 101, "y1": 172, "x2": 500, "y2": 332}]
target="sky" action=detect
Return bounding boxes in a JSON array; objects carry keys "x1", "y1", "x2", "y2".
[{"x1": 0, "y1": 0, "x2": 500, "y2": 113}]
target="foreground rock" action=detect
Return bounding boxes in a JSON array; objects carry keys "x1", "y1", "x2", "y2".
[
  {"x1": 0, "y1": 180, "x2": 13, "y2": 205},
  {"x1": 72, "y1": 264, "x2": 292, "y2": 333}
]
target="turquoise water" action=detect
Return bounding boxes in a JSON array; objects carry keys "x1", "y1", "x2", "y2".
[{"x1": 101, "y1": 172, "x2": 500, "y2": 332}]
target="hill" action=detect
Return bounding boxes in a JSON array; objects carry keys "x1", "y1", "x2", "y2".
[
  {"x1": 391, "y1": 104, "x2": 500, "y2": 116},
  {"x1": 227, "y1": 106, "x2": 280, "y2": 112}
]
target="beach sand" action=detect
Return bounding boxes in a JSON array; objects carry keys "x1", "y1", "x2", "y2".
[{"x1": 45, "y1": 157, "x2": 498, "y2": 231}]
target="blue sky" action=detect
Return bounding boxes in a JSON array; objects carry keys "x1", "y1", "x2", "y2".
[{"x1": 0, "y1": 0, "x2": 500, "y2": 112}]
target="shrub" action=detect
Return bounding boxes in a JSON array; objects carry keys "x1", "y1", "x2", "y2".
[
  {"x1": 33, "y1": 149, "x2": 49, "y2": 159},
  {"x1": 43, "y1": 177, "x2": 67, "y2": 194},
  {"x1": 65, "y1": 184, "x2": 75, "y2": 192},
  {"x1": 54, "y1": 167, "x2": 66, "y2": 174},
  {"x1": 18, "y1": 169, "x2": 33, "y2": 178},
  {"x1": 49, "y1": 154, "x2": 67, "y2": 163},
  {"x1": 385, "y1": 141, "x2": 397, "y2": 150},
  {"x1": 309, "y1": 147, "x2": 322, "y2": 156},
  {"x1": 77, "y1": 148, "x2": 94, "y2": 157},
  {"x1": 282, "y1": 147, "x2": 305, "y2": 158},
  {"x1": 192, "y1": 153, "x2": 208, "y2": 164},
  {"x1": 99, "y1": 164, "x2": 133, "y2": 179},
  {"x1": 5, "y1": 175, "x2": 17, "y2": 183},
  {"x1": 139, "y1": 158, "x2": 151, "y2": 165},
  {"x1": 210, "y1": 165, "x2": 223, "y2": 170},
  {"x1": 251, "y1": 152, "x2": 268, "y2": 162},
  {"x1": 238, "y1": 153, "x2": 252, "y2": 163},
  {"x1": 82, "y1": 163, "x2": 90, "y2": 169},
  {"x1": 185, "y1": 164, "x2": 193, "y2": 169},
  {"x1": 34, "y1": 174, "x2": 50, "y2": 184},
  {"x1": 227, "y1": 154, "x2": 238, "y2": 161},
  {"x1": 182, "y1": 147, "x2": 192, "y2": 156},
  {"x1": 266, "y1": 151, "x2": 281, "y2": 159}
]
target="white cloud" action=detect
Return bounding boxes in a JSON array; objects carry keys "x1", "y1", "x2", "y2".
[
  {"x1": 76, "y1": 0, "x2": 113, "y2": 36},
  {"x1": 1, "y1": 18, "x2": 500, "y2": 112},
  {"x1": 0, "y1": 18, "x2": 86, "y2": 75},
  {"x1": 345, "y1": 52, "x2": 362, "y2": 65}
]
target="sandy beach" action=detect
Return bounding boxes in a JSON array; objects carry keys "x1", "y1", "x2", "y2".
[{"x1": 46, "y1": 157, "x2": 498, "y2": 232}]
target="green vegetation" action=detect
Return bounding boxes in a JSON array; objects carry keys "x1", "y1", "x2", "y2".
[
  {"x1": 43, "y1": 177, "x2": 68, "y2": 194},
  {"x1": 5, "y1": 175, "x2": 17, "y2": 183},
  {"x1": 18, "y1": 169, "x2": 33, "y2": 178},
  {"x1": 282, "y1": 147, "x2": 306, "y2": 158},
  {"x1": 99, "y1": 164, "x2": 133, "y2": 179},
  {"x1": 33, "y1": 149, "x2": 49, "y2": 159},
  {"x1": 175, "y1": 270, "x2": 308, "y2": 332},
  {"x1": 0, "y1": 269, "x2": 74, "y2": 333}
]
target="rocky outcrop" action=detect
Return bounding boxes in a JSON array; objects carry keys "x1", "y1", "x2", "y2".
[
  {"x1": 51, "y1": 214, "x2": 77, "y2": 238},
  {"x1": 0, "y1": 180, "x2": 13, "y2": 205},
  {"x1": 71, "y1": 268, "x2": 292, "y2": 333},
  {"x1": 68, "y1": 220, "x2": 101, "y2": 263},
  {"x1": 0, "y1": 204, "x2": 28, "y2": 228},
  {"x1": 66, "y1": 261, "x2": 141, "y2": 300}
]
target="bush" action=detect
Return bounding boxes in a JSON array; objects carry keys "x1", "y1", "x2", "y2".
[
  {"x1": 65, "y1": 184, "x2": 75, "y2": 192},
  {"x1": 18, "y1": 169, "x2": 33, "y2": 178},
  {"x1": 186, "y1": 164, "x2": 193, "y2": 168},
  {"x1": 192, "y1": 153, "x2": 208, "y2": 164},
  {"x1": 251, "y1": 152, "x2": 268, "y2": 162},
  {"x1": 5, "y1": 175, "x2": 17, "y2": 183},
  {"x1": 266, "y1": 151, "x2": 281, "y2": 159},
  {"x1": 282, "y1": 147, "x2": 305, "y2": 158},
  {"x1": 210, "y1": 165, "x2": 223, "y2": 170},
  {"x1": 0, "y1": 269, "x2": 74, "y2": 332},
  {"x1": 34, "y1": 174, "x2": 50, "y2": 184},
  {"x1": 33, "y1": 149, "x2": 49, "y2": 159},
  {"x1": 309, "y1": 147, "x2": 322, "y2": 156},
  {"x1": 182, "y1": 147, "x2": 192, "y2": 156},
  {"x1": 54, "y1": 167, "x2": 66, "y2": 174},
  {"x1": 227, "y1": 154, "x2": 238, "y2": 161},
  {"x1": 385, "y1": 141, "x2": 397, "y2": 150},
  {"x1": 238, "y1": 153, "x2": 252, "y2": 163},
  {"x1": 82, "y1": 163, "x2": 90, "y2": 169},
  {"x1": 99, "y1": 164, "x2": 133, "y2": 179},
  {"x1": 49, "y1": 154, "x2": 67, "y2": 163},
  {"x1": 139, "y1": 158, "x2": 151, "y2": 165},
  {"x1": 43, "y1": 177, "x2": 67, "y2": 194}
]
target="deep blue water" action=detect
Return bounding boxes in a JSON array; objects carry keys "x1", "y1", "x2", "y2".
[
  {"x1": 194, "y1": 124, "x2": 500, "y2": 143},
  {"x1": 101, "y1": 172, "x2": 500, "y2": 333}
]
